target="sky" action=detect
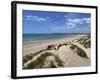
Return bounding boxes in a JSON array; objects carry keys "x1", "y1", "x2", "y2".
[{"x1": 23, "y1": 10, "x2": 91, "y2": 34}]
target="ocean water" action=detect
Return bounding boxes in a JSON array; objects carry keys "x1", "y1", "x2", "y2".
[{"x1": 23, "y1": 33, "x2": 86, "y2": 44}]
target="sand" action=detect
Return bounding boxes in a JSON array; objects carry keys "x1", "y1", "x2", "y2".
[
  {"x1": 23, "y1": 35, "x2": 91, "y2": 68},
  {"x1": 23, "y1": 35, "x2": 83, "y2": 56}
]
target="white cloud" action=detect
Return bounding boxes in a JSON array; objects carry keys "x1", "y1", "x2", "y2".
[
  {"x1": 25, "y1": 15, "x2": 50, "y2": 21},
  {"x1": 83, "y1": 18, "x2": 90, "y2": 24},
  {"x1": 65, "y1": 17, "x2": 90, "y2": 29},
  {"x1": 66, "y1": 18, "x2": 90, "y2": 24},
  {"x1": 64, "y1": 13, "x2": 77, "y2": 18},
  {"x1": 66, "y1": 23, "x2": 76, "y2": 29},
  {"x1": 68, "y1": 19, "x2": 83, "y2": 24}
]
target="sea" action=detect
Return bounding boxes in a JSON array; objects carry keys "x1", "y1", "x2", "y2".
[{"x1": 23, "y1": 33, "x2": 89, "y2": 44}]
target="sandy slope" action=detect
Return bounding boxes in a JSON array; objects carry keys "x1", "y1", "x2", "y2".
[
  {"x1": 46, "y1": 45, "x2": 90, "y2": 67},
  {"x1": 23, "y1": 35, "x2": 82, "y2": 56},
  {"x1": 73, "y1": 42, "x2": 91, "y2": 58},
  {"x1": 23, "y1": 35, "x2": 91, "y2": 69}
]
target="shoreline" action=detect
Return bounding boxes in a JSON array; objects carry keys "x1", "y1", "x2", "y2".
[
  {"x1": 23, "y1": 34, "x2": 87, "y2": 45},
  {"x1": 23, "y1": 34, "x2": 91, "y2": 69},
  {"x1": 23, "y1": 35, "x2": 85, "y2": 56}
]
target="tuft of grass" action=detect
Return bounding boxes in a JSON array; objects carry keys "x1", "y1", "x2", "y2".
[
  {"x1": 46, "y1": 45, "x2": 56, "y2": 50},
  {"x1": 57, "y1": 42, "x2": 69, "y2": 50},
  {"x1": 23, "y1": 49, "x2": 45, "y2": 66},
  {"x1": 62, "y1": 42, "x2": 69, "y2": 46},
  {"x1": 70, "y1": 44, "x2": 76, "y2": 50},
  {"x1": 70, "y1": 44, "x2": 88, "y2": 58},
  {"x1": 23, "y1": 52, "x2": 52, "y2": 69},
  {"x1": 77, "y1": 35, "x2": 91, "y2": 48},
  {"x1": 23, "y1": 54, "x2": 33, "y2": 65},
  {"x1": 76, "y1": 47, "x2": 88, "y2": 58},
  {"x1": 42, "y1": 54, "x2": 63, "y2": 68},
  {"x1": 57, "y1": 44, "x2": 62, "y2": 50},
  {"x1": 83, "y1": 40, "x2": 91, "y2": 48},
  {"x1": 23, "y1": 52, "x2": 63, "y2": 69},
  {"x1": 54, "y1": 55, "x2": 63, "y2": 67}
]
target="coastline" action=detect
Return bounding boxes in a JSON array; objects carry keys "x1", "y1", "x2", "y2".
[
  {"x1": 23, "y1": 35, "x2": 83, "y2": 56},
  {"x1": 23, "y1": 34, "x2": 91, "y2": 69}
]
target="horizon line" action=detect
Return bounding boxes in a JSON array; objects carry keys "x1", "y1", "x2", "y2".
[{"x1": 23, "y1": 33, "x2": 90, "y2": 34}]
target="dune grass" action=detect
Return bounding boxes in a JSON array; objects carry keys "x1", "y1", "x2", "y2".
[
  {"x1": 23, "y1": 35, "x2": 90, "y2": 69},
  {"x1": 77, "y1": 35, "x2": 91, "y2": 48},
  {"x1": 46, "y1": 44, "x2": 56, "y2": 50},
  {"x1": 70, "y1": 44, "x2": 76, "y2": 50},
  {"x1": 23, "y1": 53, "x2": 33, "y2": 66},
  {"x1": 23, "y1": 52, "x2": 63, "y2": 69},
  {"x1": 23, "y1": 49, "x2": 45, "y2": 65},
  {"x1": 70, "y1": 44, "x2": 88, "y2": 58}
]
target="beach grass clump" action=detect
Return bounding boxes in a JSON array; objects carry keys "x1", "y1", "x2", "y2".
[
  {"x1": 23, "y1": 52, "x2": 53, "y2": 69},
  {"x1": 70, "y1": 44, "x2": 88, "y2": 58},
  {"x1": 57, "y1": 42, "x2": 69, "y2": 50},
  {"x1": 57, "y1": 44, "x2": 62, "y2": 50},
  {"x1": 62, "y1": 42, "x2": 69, "y2": 46},
  {"x1": 77, "y1": 35, "x2": 91, "y2": 48},
  {"x1": 31, "y1": 49, "x2": 45, "y2": 58},
  {"x1": 54, "y1": 55, "x2": 63, "y2": 67},
  {"x1": 70, "y1": 44, "x2": 76, "y2": 50},
  {"x1": 23, "y1": 54, "x2": 33, "y2": 65},
  {"x1": 83, "y1": 40, "x2": 91, "y2": 48},
  {"x1": 23, "y1": 49, "x2": 45, "y2": 64},
  {"x1": 76, "y1": 47, "x2": 88, "y2": 58},
  {"x1": 43, "y1": 54, "x2": 63, "y2": 68},
  {"x1": 23, "y1": 52, "x2": 63, "y2": 69},
  {"x1": 46, "y1": 44, "x2": 56, "y2": 50}
]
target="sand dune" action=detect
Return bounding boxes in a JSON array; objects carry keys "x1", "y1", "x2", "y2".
[{"x1": 23, "y1": 35, "x2": 91, "y2": 69}]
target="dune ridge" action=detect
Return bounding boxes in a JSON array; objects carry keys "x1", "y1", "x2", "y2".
[{"x1": 23, "y1": 35, "x2": 91, "y2": 69}]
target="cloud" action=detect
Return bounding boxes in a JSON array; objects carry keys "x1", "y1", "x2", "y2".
[
  {"x1": 66, "y1": 18, "x2": 90, "y2": 24},
  {"x1": 65, "y1": 18, "x2": 90, "y2": 29},
  {"x1": 64, "y1": 13, "x2": 77, "y2": 18},
  {"x1": 25, "y1": 15, "x2": 50, "y2": 21},
  {"x1": 66, "y1": 23, "x2": 76, "y2": 29},
  {"x1": 83, "y1": 18, "x2": 90, "y2": 24}
]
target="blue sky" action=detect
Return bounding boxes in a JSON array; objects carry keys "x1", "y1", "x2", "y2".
[{"x1": 23, "y1": 10, "x2": 91, "y2": 34}]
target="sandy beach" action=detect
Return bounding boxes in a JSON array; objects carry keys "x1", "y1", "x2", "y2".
[
  {"x1": 23, "y1": 35, "x2": 83, "y2": 56},
  {"x1": 23, "y1": 35, "x2": 91, "y2": 69}
]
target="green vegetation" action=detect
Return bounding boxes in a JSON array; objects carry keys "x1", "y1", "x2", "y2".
[
  {"x1": 76, "y1": 46, "x2": 88, "y2": 58},
  {"x1": 23, "y1": 35, "x2": 90, "y2": 69},
  {"x1": 57, "y1": 42, "x2": 69, "y2": 50},
  {"x1": 23, "y1": 53, "x2": 33, "y2": 65},
  {"x1": 77, "y1": 35, "x2": 91, "y2": 48},
  {"x1": 46, "y1": 42, "x2": 69, "y2": 50},
  {"x1": 70, "y1": 44, "x2": 88, "y2": 58},
  {"x1": 23, "y1": 52, "x2": 63, "y2": 69},
  {"x1": 23, "y1": 49, "x2": 45, "y2": 65},
  {"x1": 57, "y1": 44, "x2": 62, "y2": 50},
  {"x1": 54, "y1": 55, "x2": 63, "y2": 67},
  {"x1": 46, "y1": 45, "x2": 56, "y2": 50},
  {"x1": 70, "y1": 44, "x2": 76, "y2": 50},
  {"x1": 83, "y1": 40, "x2": 91, "y2": 48}
]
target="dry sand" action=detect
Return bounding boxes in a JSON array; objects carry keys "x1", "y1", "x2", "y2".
[
  {"x1": 23, "y1": 35, "x2": 83, "y2": 56},
  {"x1": 23, "y1": 35, "x2": 90, "y2": 68}
]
